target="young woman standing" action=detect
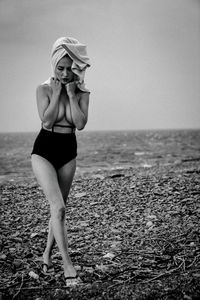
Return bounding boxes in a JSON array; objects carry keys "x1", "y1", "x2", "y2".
[{"x1": 31, "y1": 37, "x2": 91, "y2": 287}]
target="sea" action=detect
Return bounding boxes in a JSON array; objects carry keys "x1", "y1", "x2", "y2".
[{"x1": 0, "y1": 129, "x2": 200, "y2": 182}]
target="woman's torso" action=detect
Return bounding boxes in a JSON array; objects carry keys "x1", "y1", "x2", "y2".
[{"x1": 44, "y1": 82, "x2": 80, "y2": 127}]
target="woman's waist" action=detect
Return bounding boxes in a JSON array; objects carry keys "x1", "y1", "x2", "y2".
[{"x1": 42, "y1": 123, "x2": 76, "y2": 134}]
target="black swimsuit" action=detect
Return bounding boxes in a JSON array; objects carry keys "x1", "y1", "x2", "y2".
[{"x1": 31, "y1": 125, "x2": 77, "y2": 170}]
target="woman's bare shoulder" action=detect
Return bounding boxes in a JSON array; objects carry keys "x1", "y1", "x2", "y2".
[{"x1": 36, "y1": 81, "x2": 51, "y2": 97}]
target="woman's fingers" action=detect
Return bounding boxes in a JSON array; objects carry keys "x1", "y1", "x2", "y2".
[{"x1": 50, "y1": 77, "x2": 62, "y2": 94}]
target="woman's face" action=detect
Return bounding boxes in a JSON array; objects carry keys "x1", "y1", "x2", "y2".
[{"x1": 55, "y1": 55, "x2": 75, "y2": 84}]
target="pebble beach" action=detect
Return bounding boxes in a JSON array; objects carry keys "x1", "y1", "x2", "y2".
[{"x1": 0, "y1": 129, "x2": 200, "y2": 299}]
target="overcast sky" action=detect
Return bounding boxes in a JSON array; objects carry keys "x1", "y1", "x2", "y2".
[{"x1": 0, "y1": 0, "x2": 199, "y2": 132}]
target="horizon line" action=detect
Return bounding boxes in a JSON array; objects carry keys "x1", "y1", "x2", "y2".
[{"x1": 0, "y1": 127, "x2": 199, "y2": 134}]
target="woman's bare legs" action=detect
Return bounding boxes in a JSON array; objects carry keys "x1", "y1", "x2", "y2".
[
  {"x1": 31, "y1": 155, "x2": 76, "y2": 277},
  {"x1": 42, "y1": 160, "x2": 76, "y2": 270}
]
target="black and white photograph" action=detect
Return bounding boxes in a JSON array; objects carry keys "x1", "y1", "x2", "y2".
[{"x1": 0, "y1": 0, "x2": 200, "y2": 299}]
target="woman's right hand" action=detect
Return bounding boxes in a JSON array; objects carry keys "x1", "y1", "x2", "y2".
[{"x1": 50, "y1": 77, "x2": 62, "y2": 96}]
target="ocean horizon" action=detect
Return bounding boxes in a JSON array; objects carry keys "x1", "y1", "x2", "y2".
[{"x1": 0, "y1": 129, "x2": 200, "y2": 182}]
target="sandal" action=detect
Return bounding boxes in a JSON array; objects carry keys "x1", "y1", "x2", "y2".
[{"x1": 41, "y1": 263, "x2": 54, "y2": 275}]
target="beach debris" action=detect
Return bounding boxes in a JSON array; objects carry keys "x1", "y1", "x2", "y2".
[
  {"x1": 30, "y1": 232, "x2": 39, "y2": 238},
  {"x1": 92, "y1": 212, "x2": 100, "y2": 218},
  {"x1": 146, "y1": 221, "x2": 153, "y2": 227},
  {"x1": 142, "y1": 164, "x2": 152, "y2": 168},
  {"x1": 14, "y1": 217, "x2": 21, "y2": 222},
  {"x1": 9, "y1": 247, "x2": 16, "y2": 252},
  {"x1": 13, "y1": 259, "x2": 22, "y2": 267},
  {"x1": 82, "y1": 266, "x2": 94, "y2": 273},
  {"x1": 91, "y1": 174, "x2": 105, "y2": 180},
  {"x1": 29, "y1": 271, "x2": 39, "y2": 280},
  {"x1": 130, "y1": 184, "x2": 136, "y2": 188},
  {"x1": 189, "y1": 242, "x2": 195, "y2": 247},
  {"x1": 0, "y1": 254, "x2": 7, "y2": 260},
  {"x1": 74, "y1": 192, "x2": 87, "y2": 198},
  {"x1": 111, "y1": 241, "x2": 121, "y2": 250},
  {"x1": 74, "y1": 265, "x2": 82, "y2": 271},
  {"x1": 1, "y1": 137, "x2": 200, "y2": 299},
  {"x1": 77, "y1": 220, "x2": 89, "y2": 227},
  {"x1": 147, "y1": 214, "x2": 157, "y2": 220},
  {"x1": 110, "y1": 173, "x2": 125, "y2": 178},
  {"x1": 103, "y1": 252, "x2": 115, "y2": 259},
  {"x1": 89, "y1": 201, "x2": 99, "y2": 206},
  {"x1": 96, "y1": 263, "x2": 109, "y2": 272},
  {"x1": 135, "y1": 152, "x2": 145, "y2": 155}
]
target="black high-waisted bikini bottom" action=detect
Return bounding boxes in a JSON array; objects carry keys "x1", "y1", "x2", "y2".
[{"x1": 31, "y1": 128, "x2": 77, "y2": 170}]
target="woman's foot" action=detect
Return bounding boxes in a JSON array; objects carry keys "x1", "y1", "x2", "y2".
[
  {"x1": 42, "y1": 251, "x2": 54, "y2": 274},
  {"x1": 65, "y1": 275, "x2": 82, "y2": 287},
  {"x1": 64, "y1": 264, "x2": 82, "y2": 287}
]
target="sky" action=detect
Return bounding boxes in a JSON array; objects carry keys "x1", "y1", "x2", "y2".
[{"x1": 0, "y1": 0, "x2": 200, "y2": 132}]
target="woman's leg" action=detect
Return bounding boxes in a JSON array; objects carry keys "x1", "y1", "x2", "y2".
[
  {"x1": 57, "y1": 159, "x2": 76, "y2": 278},
  {"x1": 43, "y1": 159, "x2": 76, "y2": 270},
  {"x1": 57, "y1": 158, "x2": 76, "y2": 203},
  {"x1": 43, "y1": 218, "x2": 55, "y2": 269},
  {"x1": 31, "y1": 154, "x2": 76, "y2": 277}
]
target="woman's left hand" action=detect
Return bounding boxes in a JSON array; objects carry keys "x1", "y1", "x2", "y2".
[{"x1": 65, "y1": 81, "x2": 77, "y2": 98}]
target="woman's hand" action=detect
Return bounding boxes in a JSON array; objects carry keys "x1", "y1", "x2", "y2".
[
  {"x1": 50, "y1": 77, "x2": 62, "y2": 96},
  {"x1": 65, "y1": 81, "x2": 77, "y2": 98}
]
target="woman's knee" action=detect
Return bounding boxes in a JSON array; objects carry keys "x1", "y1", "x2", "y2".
[{"x1": 51, "y1": 204, "x2": 66, "y2": 221}]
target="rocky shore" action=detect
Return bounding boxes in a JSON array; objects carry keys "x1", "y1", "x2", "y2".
[{"x1": 1, "y1": 158, "x2": 200, "y2": 299}]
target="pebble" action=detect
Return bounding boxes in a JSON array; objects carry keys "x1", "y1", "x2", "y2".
[
  {"x1": 9, "y1": 248, "x2": 16, "y2": 252},
  {"x1": 146, "y1": 221, "x2": 153, "y2": 227},
  {"x1": 31, "y1": 232, "x2": 39, "y2": 238},
  {"x1": 103, "y1": 252, "x2": 115, "y2": 259},
  {"x1": 0, "y1": 254, "x2": 7, "y2": 260},
  {"x1": 29, "y1": 271, "x2": 39, "y2": 280},
  {"x1": 13, "y1": 259, "x2": 22, "y2": 267},
  {"x1": 75, "y1": 192, "x2": 87, "y2": 198},
  {"x1": 190, "y1": 242, "x2": 195, "y2": 247}
]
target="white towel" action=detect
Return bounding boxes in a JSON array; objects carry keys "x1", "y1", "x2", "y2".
[{"x1": 50, "y1": 37, "x2": 91, "y2": 92}]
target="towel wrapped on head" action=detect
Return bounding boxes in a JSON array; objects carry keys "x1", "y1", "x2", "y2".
[{"x1": 51, "y1": 37, "x2": 91, "y2": 92}]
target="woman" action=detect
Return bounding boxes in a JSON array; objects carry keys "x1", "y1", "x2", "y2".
[{"x1": 31, "y1": 37, "x2": 91, "y2": 287}]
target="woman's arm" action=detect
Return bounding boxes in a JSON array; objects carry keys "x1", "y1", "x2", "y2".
[
  {"x1": 66, "y1": 82, "x2": 89, "y2": 130},
  {"x1": 36, "y1": 78, "x2": 61, "y2": 129}
]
